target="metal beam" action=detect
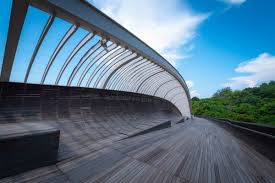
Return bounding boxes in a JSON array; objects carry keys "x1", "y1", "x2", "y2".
[
  {"x1": 25, "y1": 15, "x2": 55, "y2": 83},
  {"x1": 153, "y1": 79, "x2": 175, "y2": 96},
  {"x1": 164, "y1": 86, "x2": 182, "y2": 99},
  {"x1": 102, "y1": 55, "x2": 140, "y2": 89},
  {"x1": 170, "y1": 92, "x2": 184, "y2": 103},
  {"x1": 128, "y1": 67, "x2": 162, "y2": 92},
  {"x1": 120, "y1": 66, "x2": 159, "y2": 91},
  {"x1": 77, "y1": 43, "x2": 117, "y2": 86},
  {"x1": 116, "y1": 62, "x2": 154, "y2": 91},
  {"x1": 41, "y1": 24, "x2": 77, "y2": 84},
  {"x1": 136, "y1": 70, "x2": 164, "y2": 93},
  {"x1": 112, "y1": 59, "x2": 149, "y2": 90},
  {"x1": 67, "y1": 39, "x2": 101, "y2": 86},
  {"x1": 0, "y1": 0, "x2": 29, "y2": 81},
  {"x1": 142, "y1": 73, "x2": 171, "y2": 95},
  {"x1": 93, "y1": 50, "x2": 130, "y2": 88},
  {"x1": 55, "y1": 32, "x2": 94, "y2": 85},
  {"x1": 86, "y1": 46, "x2": 124, "y2": 87}
]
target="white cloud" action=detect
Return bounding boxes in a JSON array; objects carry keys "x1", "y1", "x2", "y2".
[
  {"x1": 89, "y1": 0, "x2": 207, "y2": 66},
  {"x1": 220, "y1": 0, "x2": 246, "y2": 5},
  {"x1": 190, "y1": 90, "x2": 200, "y2": 98},
  {"x1": 186, "y1": 80, "x2": 200, "y2": 98},
  {"x1": 186, "y1": 80, "x2": 194, "y2": 88},
  {"x1": 225, "y1": 53, "x2": 275, "y2": 89}
]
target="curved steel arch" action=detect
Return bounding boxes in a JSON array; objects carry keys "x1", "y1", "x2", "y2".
[
  {"x1": 131, "y1": 67, "x2": 163, "y2": 92},
  {"x1": 141, "y1": 73, "x2": 172, "y2": 95},
  {"x1": 163, "y1": 85, "x2": 182, "y2": 99},
  {"x1": 124, "y1": 66, "x2": 162, "y2": 92},
  {"x1": 103, "y1": 55, "x2": 142, "y2": 89},
  {"x1": 55, "y1": 32, "x2": 94, "y2": 85},
  {"x1": 121, "y1": 66, "x2": 161, "y2": 92},
  {"x1": 136, "y1": 70, "x2": 165, "y2": 93},
  {"x1": 86, "y1": 47, "x2": 125, "y2": 87},
  {"x1": 105, "y1": 56, "x2": 142, "y2": 89},
  {"x1": 116, "y1": 62, "x2": 155, "y2": 91},
  {"x1": 24, "y1": 15, "x2": 55, "y2": 83},
  {"x1": 2, "y1": 0, "x2": 192, "y2": 117},
  {"x1": 157, "y1": 80, "x2": 181, "y2": 97},
  {"x1": 93, "y1": 50, "x2": 132, "y2": 88},
  {"x1": 170, "y1": 92, "x2": 184, "y2": 103},
  {"x1": 77, "y1": 43, "x2": 117, "y2": 86},
  {"x1": 41, "y1": 24, "x2": 78, "y2": 84},
  {"x1": 67, "y1": 39, "x2": 102, "y2": 86},
  {"x1": 153, "y1": 79, "x2": 175, "y2": 96},
  {"x1": 112, "y1": 60, "x2": 152, "y2": 90},
  {"x1": 110, "y1": 59, "x2": 149, "y2": 90}
]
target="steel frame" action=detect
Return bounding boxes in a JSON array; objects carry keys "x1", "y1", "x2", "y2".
[
  {"x1": 109, "y1": 58, "x2": 147, "y2": 90},
  {"x1": 136, "y1": 70, "x2": 165, "y2": 93},
  {"x1": 93, "y1": 50, "x2": 131, "y2": 88},
  {"x1": 25, "y1": 15, "x2": 55, "y2": 83},
  {"x1": 86, "y1": 47, "x2": 125, "y2": 87},
  {"x1": 1, "y1": 0, "x2": 192, "y2": 116},
  {"x1": 55, "y1": 32, "x2": 94, "y2": 85},
  {"x1": 67, "y1": 39, "x2": 102, "y2": 86},
  {"x1": 141, "y1": 73, "x2": 171, "y2": 95},
  {"x1": 116, "y1": 62, "x2": 155, "y2": 91},
  {"x1": 123, "y1": 66, "x2": 162, "y2": 92},
  {"x1": 41, "y1": 24, "x2": 78, "y2": 84},
  {"x1": 77, "y1": 43, "x2": 117, "y2": 86},
  {"x1": 102, "y1": 55, "x2": 141, "y2": 89}
]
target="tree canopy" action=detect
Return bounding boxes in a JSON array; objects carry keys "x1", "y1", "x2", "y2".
[{"x1": 192, "y1": 81, "x2": 275, "y2": 126}]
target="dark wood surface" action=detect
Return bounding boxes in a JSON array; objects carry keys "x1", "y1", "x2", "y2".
[
  {"x1": 1, "y1": 117, "x2": 275, "y2": 183},
  {"x1": 0, "y1": 122, "x2": 60, "y2": 179}
]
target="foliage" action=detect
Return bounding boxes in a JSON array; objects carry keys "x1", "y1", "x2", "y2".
[{"x1": 192, "y1": 81, "x2": 275, "y2": 126}]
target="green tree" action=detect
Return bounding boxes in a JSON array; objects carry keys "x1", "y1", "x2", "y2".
[{"x1": 192, "y1": 81, "x2": 275, "y2": 126}]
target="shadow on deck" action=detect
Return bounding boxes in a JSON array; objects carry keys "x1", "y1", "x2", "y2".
[{"x1": 1, "y1": 117, "x2": 275, "y2": 183}]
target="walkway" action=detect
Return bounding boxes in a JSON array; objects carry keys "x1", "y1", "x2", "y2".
[{"x1": 1, "y1": 118, "x2": 275, "y2": 183}]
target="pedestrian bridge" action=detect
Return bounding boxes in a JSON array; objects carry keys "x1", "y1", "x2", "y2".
[{"x1": 0, "y1": 1, "x2": 274, "y2": 183}]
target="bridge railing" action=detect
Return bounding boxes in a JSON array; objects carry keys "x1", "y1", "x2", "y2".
[{"x1": 199, "y1": 116, "x2": 275, "y2": 162}]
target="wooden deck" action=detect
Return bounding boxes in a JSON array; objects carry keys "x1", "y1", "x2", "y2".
[{"x1": 1, "y1": 117, "x2": 275, "y2": 183}]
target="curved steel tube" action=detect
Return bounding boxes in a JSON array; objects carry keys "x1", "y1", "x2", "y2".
[
  {"x1": 141, "y1": 73, "x2": 171, "y2": 95},
  {"x1": 67, "y1": 40, "x2": 102, "y2": 86},
  {"x1": 102, "y1": 55, "x2": 140, "y2": 89},
  {"x1": 158, "y1": 81, "x2": 180, "y2": 98},
  {"x1": 128, "y1": 67, "x2": 162, "y2": 92},
  {"x1": 110, "y1": 59, "x2": 149, "y2": 90},
  {"x1": 170, "y1": 92, "x2": 184, "y2": 103},
  {"x1": 163, "y1": 85, "x2": 182, "y2": 99},
  {"x1": 41, "y1": 24, "x2": 78, "y2": 84},
  {"x1": 109, "y1": 58, "x2": 147, "y2": 90},
  {"x1": 78, "y1": 43, "x2": 117, "y2": 86},
  {"x1": 93, "y1": 50, "x2": 131, "y2": 88},
  {"x1": 138, "y1": 71, "x2": 169, "y2": 94},
  {"x1": 136, "y1": 70, "x2": 165, "y2": 92},
  {"x1": 24, "y1": 15, "x2": 55, "y2": 83},
  {"x1": 115, "y1": 61, "x2": 154, "y2": 91},
  {"x1": 139, "y1": 73, "x2": 168, "y2": 94},
  {"x1": 86, "y1": 47, "x2": 125, "y2": 87},
  {"x1": 55, "y1": 32, "x2": 94, "y2": 85},
  {"x1": 119, "y1": 63, "x2": 157, "y2": 91},
  {"x1": 144, "y1": 75, "x2": 171, "y2": 95},
  {"x1": 120, "y1": 65, "x2": 160, "y2": 92},
  {"x1": 153, "y1": 79, "x2": 175, "y2": 96}
]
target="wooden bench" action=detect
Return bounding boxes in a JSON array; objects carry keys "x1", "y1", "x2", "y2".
[{"x1": 0, "y1": 122, "x2": 60, "y2": 178}]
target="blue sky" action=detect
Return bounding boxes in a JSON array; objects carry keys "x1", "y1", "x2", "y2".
[
  {"x1": 90, "y1": 0, "x2": 275, "y2": 98},
  {"x1": 1, "y1": 0, "x2": 275, "y2": 98}
]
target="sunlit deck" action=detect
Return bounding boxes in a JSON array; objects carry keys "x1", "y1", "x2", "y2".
[{"x1": 1, "y1": 117, "x2": 274, "y2": 183}]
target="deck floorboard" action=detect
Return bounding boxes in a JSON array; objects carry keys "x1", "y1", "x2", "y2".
[{"x1": 1, "y1": 117, "x2": 275, "y2": 183}]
